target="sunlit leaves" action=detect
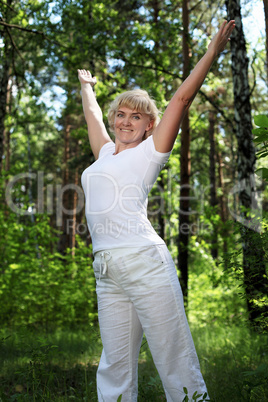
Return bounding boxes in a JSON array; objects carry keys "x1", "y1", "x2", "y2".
[{"x1": 253, "y1": 115, "x2": 268, "y2": 181}]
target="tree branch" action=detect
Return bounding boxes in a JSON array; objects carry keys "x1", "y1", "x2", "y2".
[
  {"x1": 5, "y1": 25, "x2": 24, "y2": 60},
  {"x1": 189, "y1": 0, "x2": 203, "y2": 13},
  {"x1": 122, "y1": 57, "x2": 183, "y2": 80},
  {"x1": 0, "y1": 19, "x2": 69, "y2": 48},
  {"x1": 0, "y1": 19, "x2": 46, "y2": 35},
  {"x1": 0, "y1": 0, "x2": 17, "y2": 13},
  {"x1": 122, "y1": 58, "x2": 236, "y2": 132},
  {"x1": 199, "y1": 89, "x2": 236, "y2": 133}
]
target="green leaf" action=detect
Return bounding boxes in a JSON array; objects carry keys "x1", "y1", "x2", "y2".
[
  {"x1": 256, "y1": 150, "x2": 268, "y2": 159},
  {"x1": 192, "y1": 391, "x2": 204, "y2": 400},
  {"x1": 9, "y1": 264, "x2": 20, "y2": 270},
  {"x1": 117, "y1": 395, "x2": 122, "y2": 402},
  {"x1": 243, "y1": 363, "x2": 268, "y2": 377},
  {"x1": 255, "y1": 168, "x2": 268, "y2": 181},
  {"x1": 253, "y1": 134, "x2": 268, "y2": 143},
  {"x1": 254, "y1": 114, "x2": 268, "y2": 128},
  {"x1": 252, "y1": 127, "x2": 268, "y2": 136}
]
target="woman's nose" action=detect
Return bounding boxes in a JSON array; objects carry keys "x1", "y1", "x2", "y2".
[{"x1": 123, "y1": 116, "x2": 131, "y2": 125}]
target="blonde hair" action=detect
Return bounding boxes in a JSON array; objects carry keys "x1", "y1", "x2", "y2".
[{"x1": 107, "y1": 89, "x2": 160, "y2": 139}]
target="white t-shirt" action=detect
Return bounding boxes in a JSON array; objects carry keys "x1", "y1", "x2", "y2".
[{"x1": 81, "y1": 135, "x2": 171, "y2": 254}]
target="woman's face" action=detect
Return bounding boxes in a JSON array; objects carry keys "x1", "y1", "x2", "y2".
[{"x1": 114, "y1": 106, "x2": 153, "y2": 145}]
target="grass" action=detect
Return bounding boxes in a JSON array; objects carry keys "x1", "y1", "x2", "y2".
[
  {"x1": 192, "y1": 325, "x2": 268, "y2": 401},
  {"x1": 0, "y1": 324, "x2": 267, "y2": 401}
]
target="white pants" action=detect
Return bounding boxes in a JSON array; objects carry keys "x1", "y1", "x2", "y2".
[{"x1": 93, "y1": 245, "x2": 208, "y2": 402}]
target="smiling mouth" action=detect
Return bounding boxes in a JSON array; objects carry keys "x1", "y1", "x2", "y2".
[{"x1": 120, "y1": 129, "x2": 133, "y2": 132}]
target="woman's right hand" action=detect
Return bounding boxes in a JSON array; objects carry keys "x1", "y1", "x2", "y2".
[{"x1": 78, "y1": 69, "x2": 97, "y2": 87}]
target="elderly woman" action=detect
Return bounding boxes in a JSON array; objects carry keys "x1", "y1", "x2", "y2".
[{"x1": 79, "y1": 20, "x2": 235, "y2": 402}]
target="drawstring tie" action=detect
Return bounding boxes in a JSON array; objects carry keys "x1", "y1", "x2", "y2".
[{"x1": 99, "y1": 251, "x2": 111, "y2": 280}]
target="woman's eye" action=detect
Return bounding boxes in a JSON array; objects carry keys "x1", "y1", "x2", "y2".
[
  {"x1": 117, "y1": 113, "x2": 124, "y2": 117},
  {"x1": 133, "y1": 116, "x2": 140, "y2": 120}
]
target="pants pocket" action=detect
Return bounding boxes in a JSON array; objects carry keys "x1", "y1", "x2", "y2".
[
  {"x1": 92, "y1": 258, "x2": 108, "y2": 280},
  {"x1": 126, "y1": 252, "x2": 169, "y2": 290}
]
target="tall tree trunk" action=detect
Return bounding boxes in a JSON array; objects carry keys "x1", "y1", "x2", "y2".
[
  {"x1": 226, "y1": 0, "x2": 268, "y2": 327},
  {"x1": 178, "y1": 0, "x2": 191, "y2": 303},
  {"x1": 263, "y1": 0, "x2": 268, "y2": 83},
  {"x1": 2, "y1": 74, "x2": 12, "y2": 172},
  {"x1": 0, "y1": 21, "x2": 12, "y2": 171},
  {"x1": 216, "y1": 149, "x2": 228, "y2": 260},
  {"x1": 151, "y1": 0, "x2": 166, "y2": 242},
  {"x1": 58, "y1": 117, "x2": 72, "y2": 254},
  {"x1": 208, "y1": 110, "x2": 218, "y2": 261},
  {"x1": 71, "y1": 165, "x2": 79, "y2": 256},
  {"x1": 70, "y1": 142, "x2": 80, "y2": 256},
  {"x1": 157, "y1": 172, "x2": 165, "y2": 241}
]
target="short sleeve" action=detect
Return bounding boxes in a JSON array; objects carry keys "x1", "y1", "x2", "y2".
[
  {"x1": 98, "y1": 141, "x2": 115, "y2": 159},
  {"x1": 141, "y1": 135, "x2": 171, "y2": 165}
]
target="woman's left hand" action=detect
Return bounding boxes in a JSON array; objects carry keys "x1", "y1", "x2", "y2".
[{"x1": 208, "y1": 20, "x2": 236, "y2": 56}]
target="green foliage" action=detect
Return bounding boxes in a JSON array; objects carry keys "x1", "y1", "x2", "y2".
[
  {"x1": 0, "y1": 181, "x2": 96, "y2": 329},
  {"x1": 253, "y1": 114, "x2": 268, "y2": 181},
  {"x1": 183, "y1": 388, "x2": 209, "y2": 401},
  {"x1": 221, "y1": 217, "x2": 268, "y2": 333},
  {"x1": 0, "y1": 327, "x2": 101, "y2": 400},
  {"x1": 0, "y1": 324, "x2": 267, "y2": 401},
  {"x1": 188, "y1": 232, "x2": 247, "y2": 328},
  {"x1": 192, "y1": 325, "x2": 268, "y2": 402}
]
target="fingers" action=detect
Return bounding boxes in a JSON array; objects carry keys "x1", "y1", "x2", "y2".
[
  {"x1": 223, "y1": 20, "x2": 235, "y2": 37},
  {"x1": 78, "y1": 69, "x2": 92, "y2": 76},
  {"x1": 209, "y1": 20, "x2": 235, "y2": 55},
  {"x1": 77, "y1": 69, "x2": 97, "y2": 86}
]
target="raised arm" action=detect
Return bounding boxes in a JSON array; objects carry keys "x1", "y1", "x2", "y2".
[
  {"x1": 78, "y1": 69, "x2": 112, "y2": 159},
  {"x1": 153, "y1": 20, "x2": 236, "y2": 153}
]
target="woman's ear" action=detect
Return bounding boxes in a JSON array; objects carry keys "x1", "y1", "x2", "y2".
[{"x1": 146, "y1": 120, "x2": 154, "y2": 132}]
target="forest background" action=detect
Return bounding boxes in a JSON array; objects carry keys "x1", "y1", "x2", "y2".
[{"x1": 0, "y1": 0, "x2": 268, "y2": 401}]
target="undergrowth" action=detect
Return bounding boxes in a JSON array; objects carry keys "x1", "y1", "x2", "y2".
[{"x1": 0, "y1": 324, "x2": 267, "y2": 401}]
